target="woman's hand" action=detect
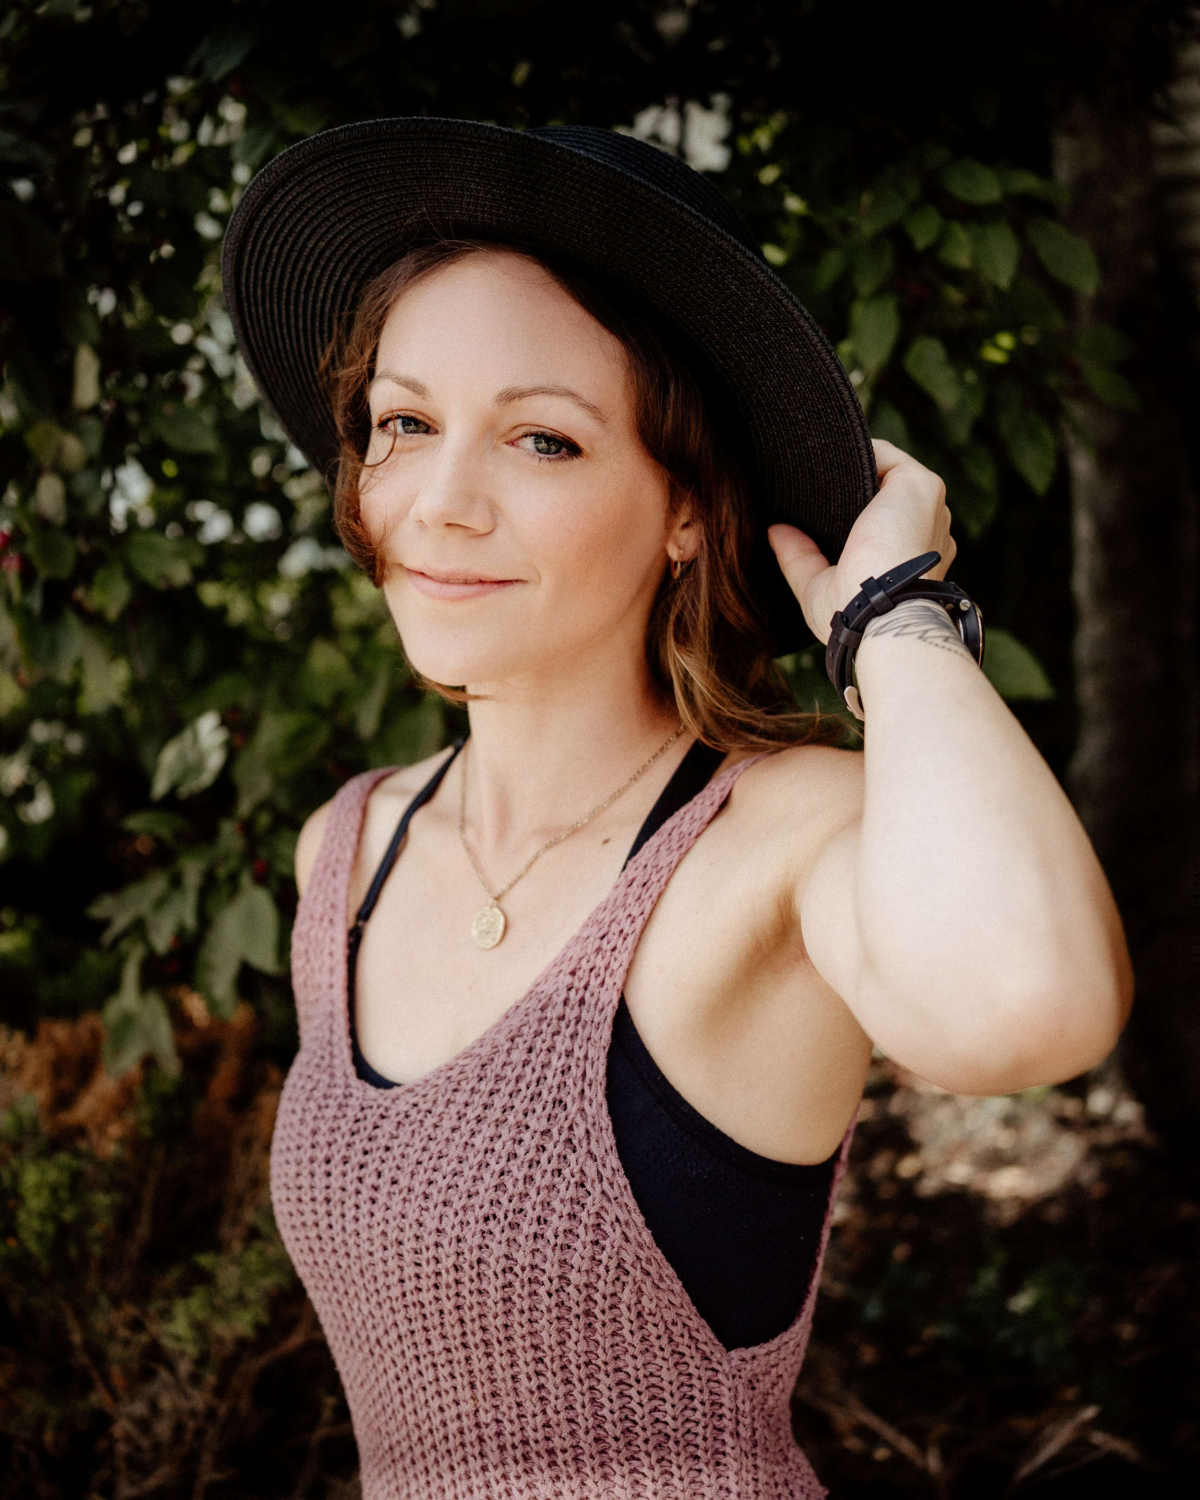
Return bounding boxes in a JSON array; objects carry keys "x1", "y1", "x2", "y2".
[{"x1": 768, "y1": 439, "x2": 957, "y2": 645}]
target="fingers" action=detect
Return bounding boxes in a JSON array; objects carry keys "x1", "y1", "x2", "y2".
[
  {"x1": 768, "y1": 522, "x2": 829, "y2": 605},
  {"x1": 872, "y1": 438, "x2": 945, "y2": 502},
  {"x1": 871, "y1": 437, "x2": 914, "y2": 479}
]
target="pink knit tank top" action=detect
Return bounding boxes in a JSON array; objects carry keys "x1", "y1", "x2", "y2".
[{"x1": 271, "y1": 753, "x2": 854, "y2": 1499}]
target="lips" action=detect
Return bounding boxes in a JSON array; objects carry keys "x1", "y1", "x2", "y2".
[{"x1": 403, "y1": 566, "x2": 519, "y2": 601}]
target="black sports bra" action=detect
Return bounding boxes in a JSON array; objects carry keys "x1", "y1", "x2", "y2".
[{"x1": 348, "y1": 738, "x2": 838, "y2": 1351}]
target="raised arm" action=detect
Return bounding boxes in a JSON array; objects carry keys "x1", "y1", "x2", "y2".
[{"x1": 770, "y1": 441, "x2": 1133, "y2": 1096}]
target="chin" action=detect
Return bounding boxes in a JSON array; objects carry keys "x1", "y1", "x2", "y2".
[{"x1": 397, "y1": 623, "x2": 535, "y2": 688}]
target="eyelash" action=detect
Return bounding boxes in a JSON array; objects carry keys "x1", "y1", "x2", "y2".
[{"x1": 374, "y1": 414, "x2": 581, "y2": 463}]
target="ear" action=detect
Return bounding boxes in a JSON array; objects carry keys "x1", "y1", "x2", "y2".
[{"x1": 667, "y1": 508, "x2": 698, "y2": 563}]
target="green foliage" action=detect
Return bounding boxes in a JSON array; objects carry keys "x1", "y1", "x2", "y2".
[
  {"x1": 738, "y1": 125, "x2": 1131, "y2": 569},
  {"x1": 0, "y1": 3, "x2": 1122, "y2": 1055},
  {"x1": 981, "y1": 628, "x2": 1057, "y2": 701}
]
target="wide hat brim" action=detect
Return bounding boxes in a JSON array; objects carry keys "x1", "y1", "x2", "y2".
[{"x1": 222, "y1": 116, "x2": 877, "y2": 655}]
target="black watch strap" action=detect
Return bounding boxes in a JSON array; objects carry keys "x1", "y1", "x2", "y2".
[{"x1": 825, "y1": 551, "x2": 985, "y2": 719}]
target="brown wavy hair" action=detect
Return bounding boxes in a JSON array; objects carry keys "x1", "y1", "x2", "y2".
[{"x1": 322, "y1": 238, "x2": 845, "y2": 753}]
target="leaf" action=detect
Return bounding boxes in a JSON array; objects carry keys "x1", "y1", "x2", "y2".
[
  {"x1": 371, "y1": 696, "x2": 445, "y2": 770},
  {"x1": 88, "y1": 872, "x2": 171, "y2": 947},
  {"x1": 868, "y1": 398, "x2": 911, "y2": 451},
  {"x1": 1081, "y1": 362, "x2": 1141, "y2": 413},
  {"x1": 941, "y1": 159, "x2": 1003, "y2": 205},
  {"x1": 904, "y1": 204, "x2": 942, "y2": 251},
  {"x1": 968, "y1": 221, "x2": 1020, "y2": 289},
  {"x1": 232, "y1": 710, "x2": 330, "y2": 815},
  {"x1": 197, "y1": 878, "x2": 282, "y2": 1016},
  {"x1": 78, "y1": 628, "x2": 130, "y2": 715},
  {"x1": 121, "y1": 809, "x2": 192, "y2": 842},
  {"x1": 1026, "y1": 217, "x2": 1099, "y2": 295},
  {"x1": 18, "y1": 606, "x2": 84, "y2": 683},
  {"x1": 188, "y1": 23, "x2": 259, "y2": 81},
  {"x1": 849, "y1": 294, "x2": 900, "y2": 378},
  {"x1": 354, "y1": 665, "x2": 393, "y2": 742},
  {"x1": 126, "y1": 532, "x2": 201, "y2": 589},
  {"x1": 101, "y1": 945, "x2": 179, "y2": 1078},
  {"x1": 949, "y1": 443, "x2": 1000, "y2": 539},
  {"x1": 143, "y1": 861, "x2": 205, "y2": 955},
  {"x1": 947, "y1": 478, "x2": 998, "y2": 540},
  {"x1": 858, "y1": 184, "x2": 908, "y2": 237},
  {"x1": 998, "y1": 402, "x2": 1058, "y2": 494},
  {"x1": 851, "y1": 237, "x2": 894, "y2": 298},
  {"x1": 982, "y1": 628, "x2": 1056, "y2": 700},
  {"x1": 996, "y1": 167, "x2": 1068, "y2": 204},
  {"x1": 25, "y1": 421, "x2": 86, "y2": 473},
  {"x1": 939, "y1": 381, "x2": 985, "y2": 448},
  {"x1": 937, "y1": 221, "x2": 973, "y2": 270},
  {"x1": 1005, "y1": 276, "x2": 1067, "y2": 334},
  {"x1": 961, "y1": 442, "x2": 999, "y2": 493},
  {"x1": 813, "y1": 248, "x2": 846, "y2": 293},
  {"x1": 903, "y1": 338, "x2": 963, "y2": 412},
  {"x1": 151, "y1": 710, "x2": 230, "y2": 800},
  {"x1": 34, "y1": 473, "x2": 66, "y2": 525},
  {"x1": 233, "y1": 122, "x2": 279, "y2": 172},
  {"x1": 148, "y1": 403, "x2": 222, "y2": 455},
  {"x1": 84, "y1": 561, "x2": 132, "y2": 621},
  {"x1": 1077, "y1": 325, "x2": 1133, "y2": 364},
  {"x1": 301, "y1": 639, "x2": 355, "y2": 708},
  {"x1": 25, "y1": 525, "x2": 75, "y2": 579}
]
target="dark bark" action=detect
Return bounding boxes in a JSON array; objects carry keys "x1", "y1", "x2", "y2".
[{"x1": 1054, "y1": 100, "x2": 1200, "y2": 1139}]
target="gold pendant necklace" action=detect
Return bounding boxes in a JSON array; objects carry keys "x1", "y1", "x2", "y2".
[{"x1": 458, "y1": 724, "x2": 685, "y2": 949}]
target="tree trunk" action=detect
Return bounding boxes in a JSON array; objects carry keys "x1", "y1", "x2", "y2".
[{"x1": 1054, "y1": 87, "x2": 1200, "y2": 1139}]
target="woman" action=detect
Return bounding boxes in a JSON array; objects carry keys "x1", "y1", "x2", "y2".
[{"x1": 224, "y1": 119, "x2": 1132, "y2": 1499}]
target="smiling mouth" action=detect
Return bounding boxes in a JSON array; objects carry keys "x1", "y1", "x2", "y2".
[{"x1": 403, "y1": 566, "x2": 520, "y2": 599}]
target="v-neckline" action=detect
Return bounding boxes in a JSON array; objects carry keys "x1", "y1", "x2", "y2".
[{"x1": 337, "y1": 739, "x2": 730, "y2": 1098}]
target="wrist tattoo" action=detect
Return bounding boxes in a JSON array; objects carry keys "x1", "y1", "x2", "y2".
[{"x1": 859, "y1": 599, "x2": 974, "y2": 660}]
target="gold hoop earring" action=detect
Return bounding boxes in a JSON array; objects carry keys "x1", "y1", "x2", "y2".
[{"x1": 671, "y1": 555, "x2": 689, "y2": 581}]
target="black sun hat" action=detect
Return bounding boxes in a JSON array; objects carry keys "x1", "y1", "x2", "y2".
[{"x1": 222, "y1": 116, "x2": 877, "y2": 654}]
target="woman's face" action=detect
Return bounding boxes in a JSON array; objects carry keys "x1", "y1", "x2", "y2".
[{"x1": 360, "y1": 249, "x2": 683, "y2": 690}]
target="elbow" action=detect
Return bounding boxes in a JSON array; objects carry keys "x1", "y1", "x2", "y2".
[{"x1": 905, "y1": 958, "x2": 1134, "y2": 1097}]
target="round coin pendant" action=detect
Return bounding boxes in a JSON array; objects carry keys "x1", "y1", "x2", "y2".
[{"x1": 471, "y1": 902, "x2": 507, "y2": 950}]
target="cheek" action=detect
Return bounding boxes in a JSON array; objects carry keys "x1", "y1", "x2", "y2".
[
  {"x1": 356, "y1": 461, "x2": 409, "y2": 547},
  {"x1": 525, "y1": 461, "x2": 668, "y2": 607}
]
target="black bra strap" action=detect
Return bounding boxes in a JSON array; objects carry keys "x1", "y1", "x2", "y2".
[
  {"x1": 352, "y1": 736, "x2": 466, "y2": 929},
  {"x1": 354, "y1": 732, "x2": 718, "y2": 934},
  {"x1": 621, "y1": 739, "x2": 726, "y2": 870}
]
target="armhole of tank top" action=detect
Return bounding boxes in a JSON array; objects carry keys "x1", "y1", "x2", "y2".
[{"x1": 346, "y1": 739, "x2": 466, "y2": 1087}]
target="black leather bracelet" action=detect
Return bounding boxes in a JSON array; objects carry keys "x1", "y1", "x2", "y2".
[{"x1": 824, "y1": 551, "x2": 985, "y2": 720}]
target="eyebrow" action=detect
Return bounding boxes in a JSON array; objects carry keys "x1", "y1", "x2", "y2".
[
  {"x1": 494, "y1": 383, "x2": 608, "y2": 423},
  {"x1": 369, "y1": 372, "x2": 607, "y2": 423}
]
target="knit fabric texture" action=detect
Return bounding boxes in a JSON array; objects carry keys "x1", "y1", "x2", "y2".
[{"x1": 271, "y1": 754, "x2": 855, "y2": 1499}]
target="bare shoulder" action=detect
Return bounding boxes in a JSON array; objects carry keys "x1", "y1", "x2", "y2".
[
  {"x1": 362, "y1": 745, "x2": 459, "y2": 824},
  {"x1": 732, "y1": 739, "x2": 864, "y2": 811},
  {"x1": 725, "y1": 740, "x2": 864, "y2": 874},
  {"x1": 294, "y1": 797, "x2": 336, "y2": 899}
]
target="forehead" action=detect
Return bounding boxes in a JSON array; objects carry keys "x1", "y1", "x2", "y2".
[{"x1": 374, "y1": 250, "x2": 629, "y2": 393}]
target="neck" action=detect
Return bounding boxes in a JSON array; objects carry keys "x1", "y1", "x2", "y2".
[{"x1": 459, "y1": 645, "x2": 685, "y2": 864}]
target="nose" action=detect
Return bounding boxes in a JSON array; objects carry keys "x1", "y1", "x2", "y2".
[{"x1": 405, "y1": 432, "x2": 495, "y2": 536}]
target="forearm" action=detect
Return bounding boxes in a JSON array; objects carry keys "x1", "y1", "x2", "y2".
[{"x1": 841, "y1": 600, "x2": 1130, "y2": 1089}]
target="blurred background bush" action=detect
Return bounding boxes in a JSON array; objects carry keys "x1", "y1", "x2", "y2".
[{"x1": 1, "y1": 2, "x2": 1197, "y2": 1496}]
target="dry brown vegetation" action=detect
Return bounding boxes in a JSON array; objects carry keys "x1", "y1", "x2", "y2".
[{"x1": 3, "y1": 1004, "x2": 1197, "y2": 1498}]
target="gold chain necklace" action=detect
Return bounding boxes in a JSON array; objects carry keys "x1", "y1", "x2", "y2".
[{"x1": 458, "y1": 724, "x2": 685, "y2": 949}]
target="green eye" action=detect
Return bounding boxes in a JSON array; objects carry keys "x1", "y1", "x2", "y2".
[{"x1": 519, "y1": 431, "x2": 581, "y2": 460}]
